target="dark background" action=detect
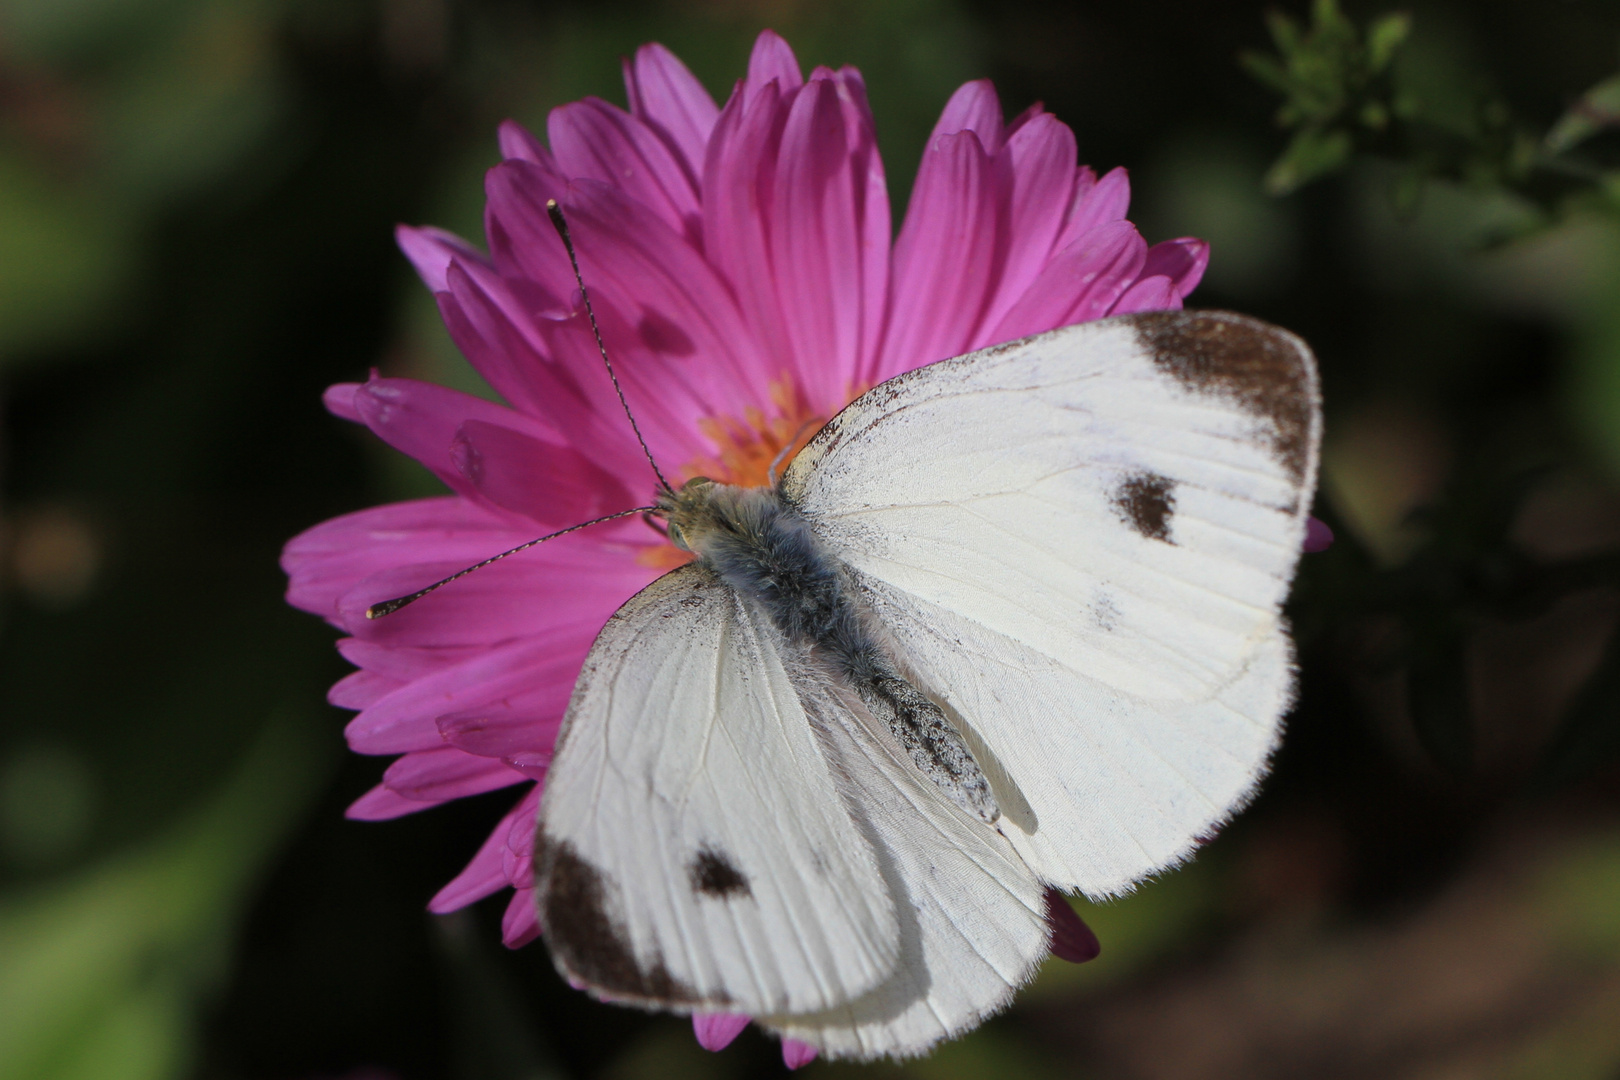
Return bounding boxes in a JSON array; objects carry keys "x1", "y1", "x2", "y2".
[{"x1": 3, "y1": 2, "x2": 1620, "y2": 1078}]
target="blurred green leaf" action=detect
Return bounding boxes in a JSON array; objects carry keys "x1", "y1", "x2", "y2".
[
  {"x1": 1364, "y1": 12, "x2": 1411, "y2": 73},
  {"x1": 98, "y1": 2, "x2": 286, "y2": 204},
  {"x1": 1545, "y1": 73, "x2": 1620, "y2": 155},
  {"x1": 0, "y1": 148, "x2": 132, "y2": 364},
  {"x1": 1242, "y1": 0, "x2": 1411, "y2": 196},
  {"x1": 0, "y1": 0, "x2": 179, "y2": 63},
  {"x1": 0, "y1": 711, "x2": 328, "y2": 1080},
  {"x1": 1264, "y1": 127, "x2": 1353, "y2": 195},
  {"x1": 1243, "y1": 1, "x2": 1615, "y2": 222}
]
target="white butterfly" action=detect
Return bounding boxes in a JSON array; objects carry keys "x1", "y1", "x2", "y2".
[{"x1": 530, "y1": 309, "x2": 1319, "y2": 1060}]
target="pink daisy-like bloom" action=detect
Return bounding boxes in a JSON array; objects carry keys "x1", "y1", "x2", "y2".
[{"x1": 283, "y1": 30, "x2": 1203, "y2": 1065}]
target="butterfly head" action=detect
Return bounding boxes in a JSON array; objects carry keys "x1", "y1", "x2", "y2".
[{"x1": 656, "y1": 476, "x2": 722, "y2": 553}]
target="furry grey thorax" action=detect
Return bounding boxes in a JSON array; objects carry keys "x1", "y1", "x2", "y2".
[{"x1": 658, "y1": 477, "x2": 999, "y2": 824}]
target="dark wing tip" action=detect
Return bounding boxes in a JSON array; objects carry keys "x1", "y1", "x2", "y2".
[
  {"x1": 534, "y1": 831, "x2": 714, "y2": 1007},
  {"x1": 1125, "y1": 310, "x2": 1320, "y2": 486}
]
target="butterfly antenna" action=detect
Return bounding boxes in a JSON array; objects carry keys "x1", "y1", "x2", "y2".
[
  {"x1": 546, "y1": 199, "x2": 672, "y2": 494},
  {"x1": 365, "y1": 505, "x2": 656, "y2": 618}
]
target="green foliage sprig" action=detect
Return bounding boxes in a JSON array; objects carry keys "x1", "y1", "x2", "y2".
[{"x1": 1244, "y1": 0, "x2": 1620, "y2": 222}]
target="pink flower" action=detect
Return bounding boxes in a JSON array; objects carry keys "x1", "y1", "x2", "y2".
[{"x1": 283, "y1": 28, "x2": 1197, "y2": 1056}]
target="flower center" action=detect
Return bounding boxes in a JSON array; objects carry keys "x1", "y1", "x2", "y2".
[
  {"x1": 680, "y1": 376, "x2": 827, "y2": 490},
  {"x1": 636, "y1": 376, "x2": 834, "y2": 571}
]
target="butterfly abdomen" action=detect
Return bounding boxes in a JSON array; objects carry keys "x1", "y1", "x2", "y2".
[{"x1": 662, "y1": 479, "x2": 999, "y2": 824}]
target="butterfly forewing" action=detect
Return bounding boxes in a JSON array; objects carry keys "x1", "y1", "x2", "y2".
[
  {"x1": 783, "y1": 310, "x2": 1321, "y2": 896},
  {"x1": 535, "y1": 564, "x2": 900, "y2": 1015}
]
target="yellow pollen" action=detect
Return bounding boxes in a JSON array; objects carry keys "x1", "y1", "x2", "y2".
[
  {"x1": 684, "y1": 376, "x2": 827, "y2": 489},
  {"x1": 635, "y1": 375, "x2": 855, "y2": 571}
]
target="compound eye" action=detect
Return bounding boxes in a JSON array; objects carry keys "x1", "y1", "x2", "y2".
[
  {"x1": 682, "y1": 476, "x2": 713, "y2": 490},
  {"x1": 666, "y1": 523, "x2": 689, "y2": 550}
]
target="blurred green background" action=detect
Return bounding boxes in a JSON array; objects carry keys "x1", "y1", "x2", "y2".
[{"x1": 3, "y1": 1, "x2": 1620, "y2": 1078}]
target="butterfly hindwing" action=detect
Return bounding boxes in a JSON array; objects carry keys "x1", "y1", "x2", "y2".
[
  {"x1": 757, "y1": 673, "x2": 1049, "y2": 1059},
  {"x1": 783, "y1": 310, "x2": 1321, "y2": 896},
  {"x1": 535, "y1": 564, "x2": 900, "y2": 1015}
]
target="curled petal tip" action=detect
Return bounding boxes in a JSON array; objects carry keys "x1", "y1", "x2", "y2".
[
  {"x1": 692, "y1": 1013, "x2": 750, "y2": 1052},
  {"x1": 1045, "y1": 887, "x2": 1101, "y2": 963},
  {"x1": 781, "y1": 1039, "x2": 818, "y2": 1070},
  {"x1": 1305, "y1": 516, "x2": 1335, "y2": 553}
]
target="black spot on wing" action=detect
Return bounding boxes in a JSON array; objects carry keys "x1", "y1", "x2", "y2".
[
  {"x1": 1091, "y1": 589, "x2": 1121, "y2": 631},
  {"x1": 688, "y1": 846, "x2": 752, "y2": 899},
  {"x1": 1130, "y1": 310, "x2": 1317, "y2": 485},
  {"x1": 1112, "y1": 471, "x2": 1176, "y2": 543},
  {"x1": 535, "y1": 832, "x2": 711, "y2": 1005}
]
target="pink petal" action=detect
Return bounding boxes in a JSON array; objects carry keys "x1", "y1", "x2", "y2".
[
  {"x1": 346, "y1": 782, "x2": 430, "y2": 821},
  {"x1": 323, "y1": 382, "x2": 363, "y2": 423},
  {"x1": 1109, "y1": 275, "x2": 1180, "y2": 315},
  {"x1": 933, "y1": 78, "x2": 1004, "y2": 153},
  {"x1": 1305, "y1": 516, "x2": 1335, "y2": 552},
  {"x1": 549, "y1": 97, "x2": 702, "y2": 243},
  {"x1": 281, "y1": 496, "x2": 539, "y2": 623},
  {"x1": 335, "y1": 637, "x2": 488, "y2": 683},
  {"x1": 703, "y1": 78, "x2": 794, "y2": 384},
  {"x1": 350, "y1": 375, "x2": 559, "y2": 498},
  {"x1": 437, "y1": 701, "x2": 562, "y2": 762},
  {"x1": 1004, "y1": 99, "x2": 1046, "y2": 139},
  {"x1": 429, "y1": 787, "x2": 538, "y2": 912},
  {"x1": 345, "y1": 623, "x2": 598, "y2": 754},
  {"x1": 481, "y1": 156, "x2": 577, "y2": 300},
  {"x1": 985, "y1": 219, "x2": 1147, "y2": 343},
  {"x1": 837, "y1": 71, "x2": 892, "y2": 381},
  {"x1": 381, "y1": 746, "x2": 524, "y2": 803},
  {"x1": 768, "y1": 76, "x2": 865, "y2": 408},
  {"x1": 434, "y1": 263, "x2": 569, "y2": 423},
  {"x1": 1071, "y1": 163, "x2": 1098, "y2": 206},
  {"x1": 881, "y1": 129, "x2": 997, "y2": 374},
  {"x1": 328, "y1": 669, "x2": 404, "y2": 710},
  {"x1": 396, "y1": 225, "x2": 486, "y2": 294},
  {"x1": 1045, "y1": 888, "x2": 1101, "y2": 963},
  {"x1": 482, "y1": 164, "x2": 711, "y2": 472},
  {"x1": 978, "y1": 112, "x2": 1079, "y2": 341},
  {"x1": 747, "y1": 30, "x2": 802, "y2": 93},
  {"x1": 623, "y1": 42, "x2": 720, "y2": 185},
  {"x1": 501, "y1": 793, "x2": 539, "y2": 887},
  {"x1": 438, "y1": 257, "x2": 638, "y2": 471},
  {"x1": 335, "y1": 534, "x2": 652, "y2": 648},
  {"x1": 692, "y1": 1014, "x2": 750, "y2": 1052},
  {"x1": 781, "y1": 1039, "x2": 818, "y2": 1070},
  {"x1": 545, "y1": 181, "x2": 771, "y2": 447},
  {"x1": 497, "y1": 119, "x2": 553, "y2": 167},
  {"x1": 1142, "y1": 237, "x2": 1209, "y2": 300},
  {"x1": 1056, "y1": 165, "x2": 1131, "y2": 251},
  {"x1": 502, "y1": 887, "x2": 541, "y2": 948},
  {"x1": 450, "y1": 418, "x2": 636, "y2": 527}
]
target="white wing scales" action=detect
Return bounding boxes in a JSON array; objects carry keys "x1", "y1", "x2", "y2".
[
  {"x1": 859, "y1": 573, "x2": 1294, "y2": 895},
  {"x1": 538, "y1": 310, "x2": 1320, "y2": 1055},
  {"x1": 783, "y1": 310, "x2": 1320, "y2": 897},
  {"x1": 535, "y1": 564, "x2": 900, "y2": 1016},
  {"x1": 761, "y1": 676, "x2": 1048, "y2": 1058}
]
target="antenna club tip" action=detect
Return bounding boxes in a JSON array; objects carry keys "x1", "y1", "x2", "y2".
[
  {"x1": 545, "y1": 198, "x2": 558, "y2": 210},
  {"x1": 364, "y1": 606, "x2": 381, "y2": 620}
]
